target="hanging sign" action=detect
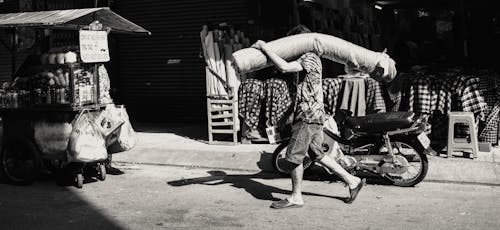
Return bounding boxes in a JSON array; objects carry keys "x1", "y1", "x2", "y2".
[{"x1": 79, "y1": 30, "x2": 110, "y2": 63}]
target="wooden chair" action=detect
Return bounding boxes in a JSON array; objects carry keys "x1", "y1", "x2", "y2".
[{"x1": 206, "y1": 67, "x2": 238, "y2": 145}]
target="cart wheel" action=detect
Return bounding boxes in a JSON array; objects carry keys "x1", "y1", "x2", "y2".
[
  {"x1": 75, "y1": 173, "x2": 84, "y2": 188},
  {"x1": 97, "y1": 163, "x2": 106, "y2": 181},
  {"x1": 1, "y1": 139, "x2": 40, "y2": 185}
]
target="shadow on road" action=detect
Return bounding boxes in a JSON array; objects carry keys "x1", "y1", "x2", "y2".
[
  {"x1": 257, "y1": 150, "x2": 391, "y2": 186},
  {"x1": 167, "y1": 170, "x2": 348, "y2": 202},
  {"x1": 0, "y1": 180, "x2": 125, "y2": 230}
]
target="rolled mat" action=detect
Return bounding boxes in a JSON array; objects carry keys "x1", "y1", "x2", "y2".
[{"x1": 231, "y1": 33, "x2": 397, "y2": 82}]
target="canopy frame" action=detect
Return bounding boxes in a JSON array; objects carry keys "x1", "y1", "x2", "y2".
[{"x1": 0, "y1": 7, "x2": 150, "y2": 75}]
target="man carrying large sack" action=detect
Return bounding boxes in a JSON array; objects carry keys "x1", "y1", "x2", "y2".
[{"x1": 252, "y1": 25, "x2": 365, "y2": 209}]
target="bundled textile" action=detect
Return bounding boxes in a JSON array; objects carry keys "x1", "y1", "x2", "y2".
[{"x1": 232, "y1": 33, "x2": 396, "y2": 82}]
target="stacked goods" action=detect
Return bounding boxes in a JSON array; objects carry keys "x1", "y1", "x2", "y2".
[
  {"x1": 30, "y1": 68, "x2": 71, "y2": 105},
  {"x1": 201, "y1": 24, "x2": 251, "y2": 96},
  {"x1": 73, "y1": 69, "x2": 95, "y2": 106},
  {"x1": 0, "y1": 64, "x2": 97, "y2": 108}
]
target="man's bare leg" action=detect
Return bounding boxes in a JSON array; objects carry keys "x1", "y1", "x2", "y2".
[
  {"x1": 318, "y1": 155, "x2": 361, "y2": 189},
  {"x1": 289, "y1": 163, "x2": 304, "y2": 204}
]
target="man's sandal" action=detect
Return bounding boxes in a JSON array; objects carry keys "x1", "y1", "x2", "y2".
[
  {"x1": 345, "y1": 178, "x2": 366, "y2": 204},
  {"x1": 270, "y1": 199, "x2": 304, "y2": 209}
]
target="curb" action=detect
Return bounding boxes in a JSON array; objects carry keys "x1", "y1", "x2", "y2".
[{"x1": 112, "y1": 145, "x2": 500, "y2": 186}]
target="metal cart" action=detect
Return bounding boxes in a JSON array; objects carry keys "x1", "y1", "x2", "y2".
[
  {"x1": 0, "y1": 8, "x2": 150, "y2": 188},
  {"x1": 0, "y1": 105, "x2": 110, "y2": 188}
]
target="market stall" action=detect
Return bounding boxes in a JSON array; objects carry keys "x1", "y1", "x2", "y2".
[{"x1": 0, "y1": 8, "x2": 150, "y2": 188}]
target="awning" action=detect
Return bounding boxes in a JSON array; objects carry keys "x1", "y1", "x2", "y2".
[{"x1": 0, "y1": 7, "x2": 150, "y2": 35}]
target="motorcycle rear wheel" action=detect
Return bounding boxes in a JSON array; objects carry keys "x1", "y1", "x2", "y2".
[
  {"x1": 272, "y1": 142, "x2": 314, "y2": 176},
  {"x1": 380, "y1": 138, "x2": 428, "y2": 187}
]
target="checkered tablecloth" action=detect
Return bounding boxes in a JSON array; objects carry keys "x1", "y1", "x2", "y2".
[
  {"x1": 480, "y1": 101, "x2": 500, "y2": 144},
  {"x1": 477, "y1": 75, "x2": 500, "y2": 144},
  {"x1": 322, "y1": 77, "x2": 386, "y2": 116},
  {"x1": 456, "y1": 75, "x2": 488, "y2": 122},
  {"x1": 322, "y1": 78, "x2": 343, "y2": 116},
  {"x1": 408, "y1": 75, "x2": 434, "y2": 114},
  {"x1": 392, "y1": 72, "x2": 498, "y2": 144},
  {"x1": 365, "y1": 78, "x2": 386, "y2": 114}
]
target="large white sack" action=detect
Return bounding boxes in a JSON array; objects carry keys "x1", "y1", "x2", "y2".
[
  {"x1": 34, "y1": 121, "x2": 72, "y2": 158},
  {"x1": 231, "y1": 33, "x2": 397, "y2": 82}
]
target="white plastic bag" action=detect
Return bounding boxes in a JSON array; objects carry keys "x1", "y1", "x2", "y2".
[
  {"x1": 105, "y1": 105, "x2": 137, "y2": 153},
  {"x1": 322, "y1": 116, "x2": 343, "y2": 160},
  {"x1": 94, "y1": 104, "x2": 126, "y2": 137},
  {"x1": 68, "y1": 110, "x2": 108, "y2": 163}
]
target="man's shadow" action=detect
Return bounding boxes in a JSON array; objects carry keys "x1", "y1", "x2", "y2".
[
  {"x1": 167, "y1": 152, "x2": 347, "y2": 202},
  {"x1": 167, "y1": 170, "x2": 347, "y2": 202}
]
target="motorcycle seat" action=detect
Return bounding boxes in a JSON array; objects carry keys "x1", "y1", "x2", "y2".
[{"x1": 345, "y1": 112, "x2": 415, "y2": 133}]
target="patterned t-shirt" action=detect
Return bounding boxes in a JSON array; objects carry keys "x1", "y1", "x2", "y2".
[{"x1": 294, "y1": 52, "x2": 325, "y2": 124}]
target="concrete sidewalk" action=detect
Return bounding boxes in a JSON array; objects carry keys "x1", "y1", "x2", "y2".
[{"x1": 113, "y1": 123, "x2": 500, "y2": 185}]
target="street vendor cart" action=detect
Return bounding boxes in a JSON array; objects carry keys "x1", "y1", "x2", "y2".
[{"x1": 0, "y1": 8, "x2": 150, "y2": 188}]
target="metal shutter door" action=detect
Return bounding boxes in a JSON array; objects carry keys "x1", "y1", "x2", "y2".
[{"x1": 113, "y1": 0, "x2": 250, "y2": 122}]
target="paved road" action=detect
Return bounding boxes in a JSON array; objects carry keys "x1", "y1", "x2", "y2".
[{"x1": 1, "y1": 163, "x2": 499, "y2": 230}]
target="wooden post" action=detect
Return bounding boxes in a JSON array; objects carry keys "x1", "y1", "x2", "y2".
[{"x1": 207, "y1": 98, "x2": 213, "y2": 143}]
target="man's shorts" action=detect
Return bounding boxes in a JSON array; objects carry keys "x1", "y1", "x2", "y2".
[{"x1": 285, "y1": 121, "x2": 325, "y2": 166}]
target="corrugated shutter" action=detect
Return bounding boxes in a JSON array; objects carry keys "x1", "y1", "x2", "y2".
[
  {"x1": 0, "y1": 0, "x2": 19, "y2": 82},
  {"x1": 113, "y1": 0, "x2": 251, "y2": 122}
]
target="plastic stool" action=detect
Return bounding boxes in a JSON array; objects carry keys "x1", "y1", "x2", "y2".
[{"x1": 447, "y1": 112, "x2": 478, "y2": 158}]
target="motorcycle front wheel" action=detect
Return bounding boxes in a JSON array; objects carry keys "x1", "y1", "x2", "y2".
[
  {"x1": 272, "y1": 142, "x2": 314, "y2": 176},
  {"x1": 379, "y1": 137, "x2": 429, "y2": 187}
]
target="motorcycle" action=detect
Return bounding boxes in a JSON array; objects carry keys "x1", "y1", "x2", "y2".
[{"x1": 272, "y1": 110, "x2": 432, "y2": 187}]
